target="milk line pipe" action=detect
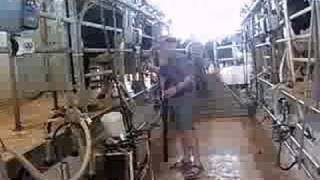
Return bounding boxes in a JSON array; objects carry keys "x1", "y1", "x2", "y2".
[
  {"x1": 262, "y1": 106, "x2": 320, "y2": 173},
  {"x1": 258, "y1": 77, "x2": 320, "y2": 114}
]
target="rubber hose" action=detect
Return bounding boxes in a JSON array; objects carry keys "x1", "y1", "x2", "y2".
[
  {"x1": 6, "y1": 149, "x2": 47, "y2": 180},
  {"x1": 5, "y1": 119, "x2": 92, "y2": 180},
  {"x1": 52, "y1": 122, "x2": 83, "y2": 161},
  {"x1": 53, "y1": 120, "x2": 92, "y2": 180}
]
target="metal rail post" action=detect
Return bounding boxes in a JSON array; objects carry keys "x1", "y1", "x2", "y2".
[
  {"x1": 8, "y1": 35, "x2": 22, "y2": 131},
  {"x1": 161, "y1": 97, "x2": 169, "y2": 162},
  {"x1": 282, "y1": 0, "x2": 296, "y2": 84}
]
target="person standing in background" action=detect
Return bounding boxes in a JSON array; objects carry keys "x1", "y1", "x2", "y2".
[{"x1": 149, "y1": 37, "x2": 205, "y2": 179}]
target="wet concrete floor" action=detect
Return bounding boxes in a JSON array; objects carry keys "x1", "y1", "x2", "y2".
[{"x1": 153, "y1": 117, "x2": 307, "y2": 180}]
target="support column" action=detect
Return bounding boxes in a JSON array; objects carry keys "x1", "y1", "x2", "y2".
[
  {"x1": 112, "y1": 5, "x2": 125, "y2": 77},
  {"x1": 69, "y1": 0, "x2": 87, "y2": 110},
  {"x1": 8, "y1": 35, "x2": 22, "y2": 131},
  {"x1": 283, "y1": 0, "x2": 296, "y2": 84}
]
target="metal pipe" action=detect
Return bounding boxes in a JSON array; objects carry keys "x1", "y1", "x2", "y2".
[
  {"x1": 258, "y1": 78, "x2": 320, "y2": 114},
  {"x1": 132, "y1": 27, "x2": 155, "y2": 40},
  {"x1": 8, "y1": 35, "x2": 22, "y2": 131},
  {"x1": 283, "y1": 0, "x2": 296, "y2": 83},
  {"x1": 262, "y1": 106, "x2": 320, "y2": 170},
  {"x1": 241, "y1": 0, "x2": 262, "y2": 25},
  {"x1": 289, "y1": 135, "x2": 320, "y2": 170},
  {"x1": 289, "y1": 6, "x2": 312, "y2": 21},
  {"x1": 255, "y1": 42, "x2": 271, "y2": 48},
  {"x1": 276, "y1": 34, "x2": 311, "y2": 43},
  {"x1": 216, "y1": 44, "x2": 240, "y2": 50},
  {"x1": 218, "y1": 58, "x2": 236, "y2": 61},
  {"x1": 85, "y1": 70, "x2": 113, "y2": 77},
  {"x1": 40, "y1": 12, "x2": 123, "y2": 32},
  {"x1": 299, "y1": 1, "x2": 316, "y2": 168},
  {"x1": 34, "y1": 47, "x2": 71, "y2": 53},
  {"x1": 283, "y1": 140, "x2": 315, "y2": 180},
  {"x1": 83, "y1": 48, "x2": 133, "y2": 53},
  {"x1": 110, "y1": 0, "x2": 165, "y2": 24},
  {"x1": 292, "y1": 58, "x2": 316, "y2": 63}
]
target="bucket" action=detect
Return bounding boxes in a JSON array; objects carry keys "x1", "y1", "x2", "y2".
[{"x1": 101, "y1": 112, "x2": 126, "y2": 138}]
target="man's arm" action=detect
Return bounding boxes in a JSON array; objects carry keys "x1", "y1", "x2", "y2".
[
  {"x1": 176, "y1": 75, "x2": 194, "y2": 93},
  {"x1": 160, "y1": 75, "x2": 166, "y2": 92},
  {"x1": 148, "y1": 64, "x2": 160, "y2": 74}
]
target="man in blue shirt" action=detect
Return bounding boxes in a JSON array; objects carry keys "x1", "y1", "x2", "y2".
[{"x1": 149, "y1": 37, "x2": 204, "y2": 178}]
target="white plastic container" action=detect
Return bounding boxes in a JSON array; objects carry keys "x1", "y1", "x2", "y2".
[{"x1": 101, "y1": 112, "x2": 126, "y2": 137}]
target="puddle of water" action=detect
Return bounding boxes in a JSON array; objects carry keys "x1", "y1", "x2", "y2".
[{"x1": 207, "y1": 154, "x2": 240, "y2": 180}]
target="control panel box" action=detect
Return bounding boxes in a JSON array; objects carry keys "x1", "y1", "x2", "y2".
[{"x1": 0, "y1": 0, "x2": 40, "y2": 33}]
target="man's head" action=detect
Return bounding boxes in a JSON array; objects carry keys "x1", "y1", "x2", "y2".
[
  {"x1": 186, "y1": 41, "x2": 204, "y2": 60},
  {"x1": 159, "y1": 36, "x2": 177, "y2": 65}
]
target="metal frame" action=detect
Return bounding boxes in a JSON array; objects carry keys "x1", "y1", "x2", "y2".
[
  {"x1": 2, "y1": 1, "x2": 166, "y2": 178},
  {"x1": 214, "y1": 33, "x2": 242, "y2": 67},
  {"x1": 241, "y1": 0, "x2": 320, "y2": 179},
  {"x1": 3, "y1": 0, "x2": 167, "y2": 130}
]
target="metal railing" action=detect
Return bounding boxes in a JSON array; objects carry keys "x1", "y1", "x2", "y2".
[{"x1": 241, "y1": 0, "x2": 320, "y2": 178}]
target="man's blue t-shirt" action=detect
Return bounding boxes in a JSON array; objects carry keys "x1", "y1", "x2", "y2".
[{"x1": 160, "y1": 52, "x2": 194, "y2": 98}]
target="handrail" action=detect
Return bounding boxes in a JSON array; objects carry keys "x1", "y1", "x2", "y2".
[
  {"x1": 40, "y1": 12, "x2": 123, "y2": 32},
  {"x1": 90, "y1": 84, "x2": 159, "y2": 120},
  {"x1": 290, "y1": 6, "x2": 312, "y2": 20},
  {"x1": 262, "y1": 106, "x2": 320, "y2": 173},
  {"x1": 257, "y1": 78, "x2": 320, "y2": 114}
]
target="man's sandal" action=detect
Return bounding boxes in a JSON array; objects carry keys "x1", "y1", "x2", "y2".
[
  {"x1": 183, "y1": 164, "x2": 204, "y2": 179},
  {"x1": 169, "y1": 159, "x2": 192, "y2": 170}
]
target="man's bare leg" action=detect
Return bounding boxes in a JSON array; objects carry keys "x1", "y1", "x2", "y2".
[
  {"x1": 182, "y1": 125, "x2": 203, "y2": 178},
  {"x1": 175, "y1": 131, "x2": 185, "y2": 162},
  {"x1": 192, "y1": 127, "x2": 201, "y2": 165}
]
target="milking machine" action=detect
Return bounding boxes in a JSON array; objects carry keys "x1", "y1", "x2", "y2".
[{"x1": 0, "y1": 72, "x2": 160, "y2": 180}]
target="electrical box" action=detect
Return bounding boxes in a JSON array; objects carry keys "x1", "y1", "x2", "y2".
[
  {"x1": 16, "y1": 31, "x2": 35, "y2": 55},
  {"x1": 0, "y1": 0, "x2": 40, "y2": 33}
]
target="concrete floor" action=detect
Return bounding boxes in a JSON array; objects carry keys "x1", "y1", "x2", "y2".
[
  {"x1": 153, "y1": 117, "x2": 307, "y2": 180},
  {"x1": 0, "y1": 69, "x2": 312, "y2": 179}
]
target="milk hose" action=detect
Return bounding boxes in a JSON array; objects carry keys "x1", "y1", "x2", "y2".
[{"x1": 0, "y1": 118, "x2": 92, "y2": 180}]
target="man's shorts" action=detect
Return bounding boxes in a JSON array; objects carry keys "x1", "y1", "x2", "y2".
[{"x1": 169, "y1": 92, "x2": 196, "y2": 131}]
